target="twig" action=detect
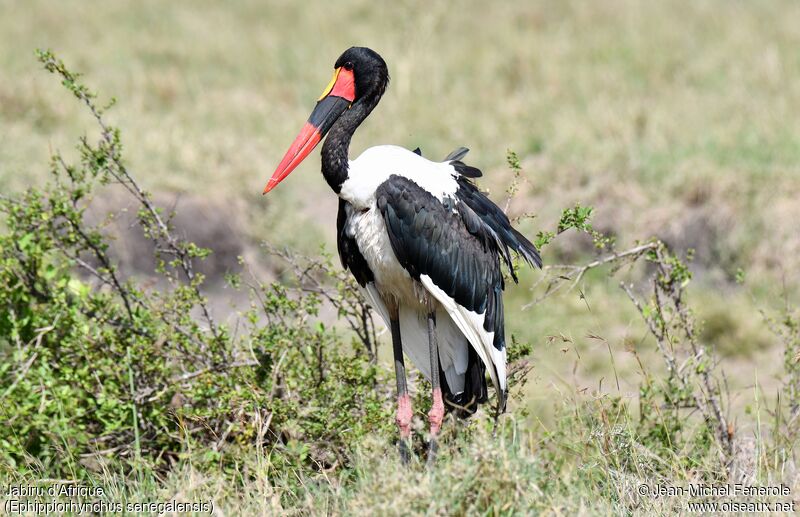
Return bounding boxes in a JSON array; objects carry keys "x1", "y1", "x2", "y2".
[
  {"x1": 0, "y1": 352, "x2": 38, "y2": 401},
  {"x1": 48, "y1": 54, "x2": 220, "y2": 343},
  {"x1": 263, "y1": 242, "x2": 379, "y2": 360},
  {"x1": 135, "y1": 360, "x2": 259, "y2": 403},
  {"x1": 621, "y1": 243, "x2": 733, "y2": 472},
  {"x1": 523, "y1": 241, "x2": 658, "y2": 310}
]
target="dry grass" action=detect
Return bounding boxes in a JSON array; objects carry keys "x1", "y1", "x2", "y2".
[
  {"x1": 3, "y1": 0, "x2": 796, "y2": 372},
  {"x1": 3, "y1": 1, "x2": 799, "y2": 265},
  {"x1": 4, "y1": 408, "x2": 797, "y2": 515},
  {"x1": 2, "y1": 0, "x2": 800, "y2": 511}
]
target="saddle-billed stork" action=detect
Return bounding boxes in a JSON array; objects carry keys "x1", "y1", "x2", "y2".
[{"x1": 263, "y1": 47, "x2": 541, "y2": 462}]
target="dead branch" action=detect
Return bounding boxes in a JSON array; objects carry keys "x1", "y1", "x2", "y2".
[{"x1": 523, "y1": 241, "x2": 658, "y2": 310}]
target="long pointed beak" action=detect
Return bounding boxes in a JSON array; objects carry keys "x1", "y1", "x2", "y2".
[{"x1": 263, "y1": 67, "x2": 356, "y2": 194}]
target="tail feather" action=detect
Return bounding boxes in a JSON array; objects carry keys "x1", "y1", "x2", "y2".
[
  {"x1": 421, "y1": 275, "x2": 506, "y2": 412},
  {"x1": 444, "y1": 146, "x2": 470, "y2": 162},
  {"x1": 441, "y1": 344, "x2": 488, "y2": 417}
]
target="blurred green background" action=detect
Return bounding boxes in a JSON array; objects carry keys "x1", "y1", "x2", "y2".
[{"x1": 2, "y1": 0, "x2": 798, "y2": 421}]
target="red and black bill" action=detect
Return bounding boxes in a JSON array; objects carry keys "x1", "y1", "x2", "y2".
[{"x1": 263, "y1": 67, "x2": 356, "y2": 194}]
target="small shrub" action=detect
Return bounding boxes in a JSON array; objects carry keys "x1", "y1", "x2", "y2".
[{"x1": 0, "y1": 51, "x2": 393, "y2": 479}]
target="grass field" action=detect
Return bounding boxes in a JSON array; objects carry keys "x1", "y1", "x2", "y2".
[{"x1": 2, "y1": 0, "x2": 800, "y2": 513}]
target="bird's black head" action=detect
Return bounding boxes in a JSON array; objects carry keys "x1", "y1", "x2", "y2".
[
  {"x1": 263, "y1": 47, "x2": 390, "y2": 194},
  {"x1": 333, "y1": 47, "x2": 390, "y2": 102}
]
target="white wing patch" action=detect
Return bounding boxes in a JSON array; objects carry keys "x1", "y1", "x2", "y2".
[
  {"x1": 341, "y1": 145, "x2": 460, "y2": 209},
  {"x1": 420, "y1": 274, "x2": 507, "y2": 396}
]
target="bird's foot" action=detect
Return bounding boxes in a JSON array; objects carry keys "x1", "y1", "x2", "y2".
[
  {"x1": 428, "y1": 388, "x2": 445, "y2": 435},
  {"x1": 398, "y1": 438, "x2": 411, "y2": 465}
]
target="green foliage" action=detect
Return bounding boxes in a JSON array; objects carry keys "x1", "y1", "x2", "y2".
[
  {"x1": 2, "y1": 47, "x2": 798, "y2": 514},
  {"x1": 534, "y1": 230, "x2": 556, "y2": 250},
  {"x1": 648, "y1": 245, "x2": 693, "y2": 288},
  {"x1": 534, "y1": 202, "x2": 615, "y2": 251},
  {"x1": 559, "y1": 203, "x2": 615, "y2": 250},
  {"x1": 0, "y1": 51, "x2": 392, "y2": 478},
  {"x1": 762, "y1": 302, "x2": 800, "y2": 456},
  {"x1": 504, "y1": 149, "x2": 522, "y2": 203},
  {"x1": 557, "y1": 203, "x2": 594, "y2": 234}
]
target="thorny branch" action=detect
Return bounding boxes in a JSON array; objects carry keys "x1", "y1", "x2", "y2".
[
  {"x1": 134, "y1": 360, "x2": 260, "y2": 403},
  {"x1": 622, "y1": 247, "x2": 732, "y2": 470}
]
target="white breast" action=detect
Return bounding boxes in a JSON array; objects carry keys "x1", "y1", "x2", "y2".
[{"x1": 347, "y1": 205, "x2": 423, "y2": 307}]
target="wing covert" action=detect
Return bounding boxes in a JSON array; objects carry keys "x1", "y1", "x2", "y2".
[{"x1": 376, "y1": 175, "x2": 506, "y2": 351}]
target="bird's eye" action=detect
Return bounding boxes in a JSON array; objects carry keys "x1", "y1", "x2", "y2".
[{"x1": 343, "y1": 62, "x2": 354, "y2": 71}]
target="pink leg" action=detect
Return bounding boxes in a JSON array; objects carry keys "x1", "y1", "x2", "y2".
[
  {"x1": 428, "y1": 387, "x2": 445, "y2": 436},
  {"x1": 390, "y1": 316, "x2": 412, "y2": 464},
  {"x1": 396, "y1": 393, "x2": 413, "y2": 439}
]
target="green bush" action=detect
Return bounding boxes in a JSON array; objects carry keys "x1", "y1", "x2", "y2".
[
  {"x1": 2, "y1": 49, "x2": 797, "y2": 514},
  {"x1": 0, "y1": 51, "x2": 393, "y2": 478}
]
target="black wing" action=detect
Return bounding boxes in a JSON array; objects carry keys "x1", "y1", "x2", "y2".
[
  {"x1": 453, "y1": 175, "x2": 542, "y2": 280},
  {"x1": 336, "y1": 198, "x2": 373, "y2": 287},
  {"x1": 376, "y1": 175, "x2": 506, "y2": 351},
  {"x1": 438, "y1": 149, "x2": 539, "y2": 273}
]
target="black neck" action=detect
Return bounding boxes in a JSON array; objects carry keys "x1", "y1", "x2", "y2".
[{"x1": 321, "y1": 93, "x2": 381, "y2": 193}]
